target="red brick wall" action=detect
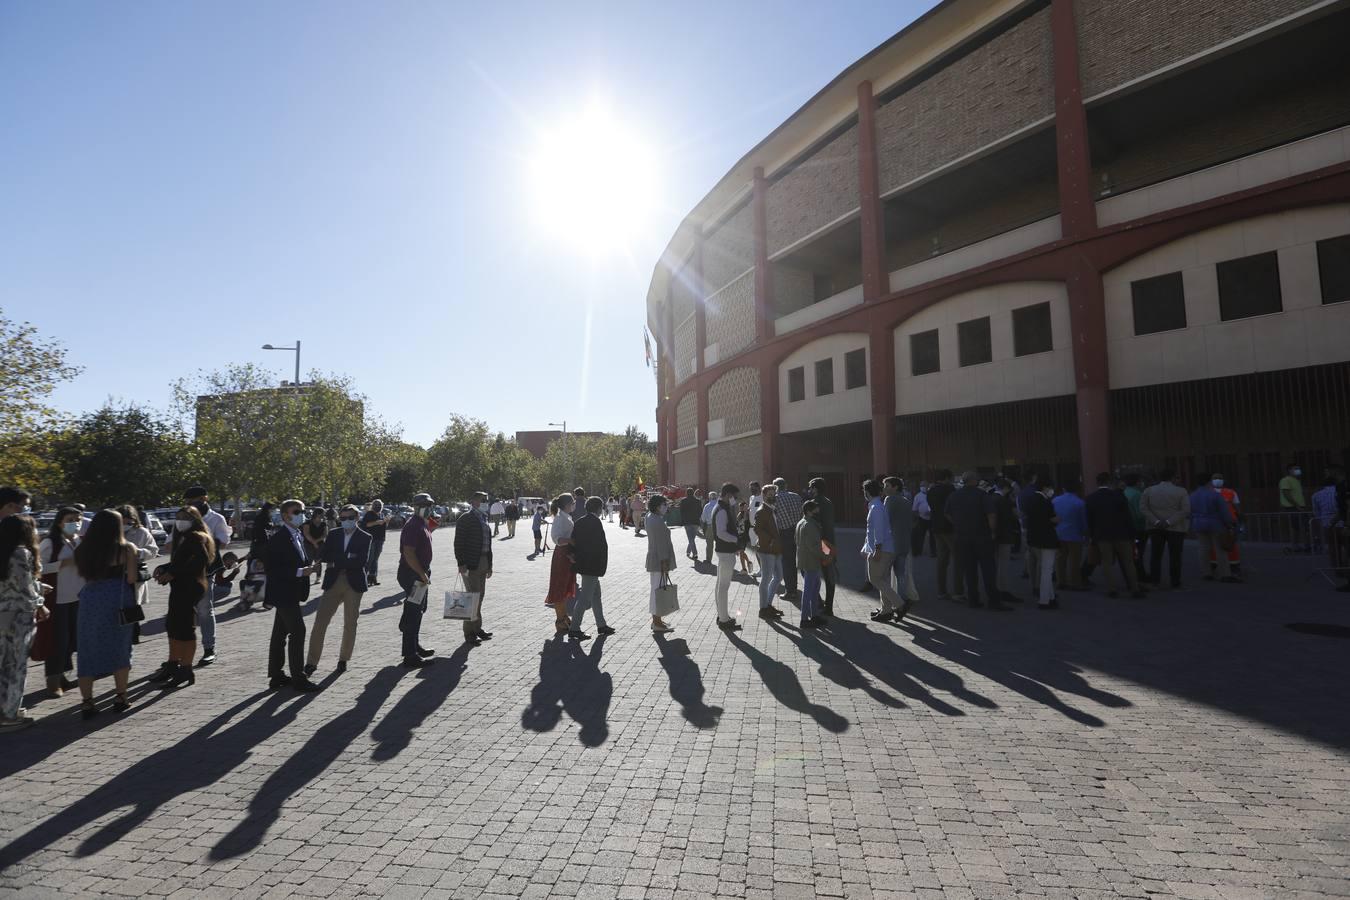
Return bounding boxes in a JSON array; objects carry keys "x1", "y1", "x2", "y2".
[
  {"x1": 703, "y1": 202, "x2": 755, "y2": 295},
  {"x1": 765, "y1": 123, "x2": 860, "y2": 256},
  {"x1": 1074, "y1": 0, "x2": 1317, "y2": 98},
  {"x1": 875, "y1": 6, "x2": 1054, "y2": 197}
]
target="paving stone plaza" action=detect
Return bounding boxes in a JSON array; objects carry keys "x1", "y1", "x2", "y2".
[{"x1": 1, "y1": 521, "x2": 1348, "y2": 899}]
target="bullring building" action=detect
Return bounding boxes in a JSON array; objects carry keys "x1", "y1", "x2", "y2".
[{"x1": 645, "y1": 0, "x2": 1350, "y2": 522}]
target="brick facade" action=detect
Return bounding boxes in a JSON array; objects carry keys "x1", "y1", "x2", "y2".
[
  {"x1": 672, "y1": 314, "x2": 697, "y2": 384},
  {"x1": 670, "y1": 260, "x2": 697, "y2": 323},
  {"x1": 705, "y1": 269, "x2": 755, "y2": 362},
  {"x1": 765, "y1": 123, "x2": 860, "y2": 255},
  {"x1": 706, "y1": 366, "x2": 761, "y2": 438},
  {"x1": 772, "y1": 264, "x2": 817, "y2": 318},
  {"x1": 671, "y1": 447, "x2": 699, "y2": 486},
  {"x1": 1074, "y1": 0, "x2": 1317, "y2": 98},
  {"x1": 707, "y1": 433, "x2": 764, "y2": 492},
  {"x1": 675, "y1": 392, "x2": 698, "y2": 450},
  {"x1": 875, "y1": 6, "x2": 1054, "y2": 196},
  {"x1": 703, "y1": 202, "x2": 755, "y2": 295}
]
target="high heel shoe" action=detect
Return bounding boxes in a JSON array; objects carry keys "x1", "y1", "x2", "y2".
[{"x1": 113, "y1": 693, "x2": 130, "y2": 713}]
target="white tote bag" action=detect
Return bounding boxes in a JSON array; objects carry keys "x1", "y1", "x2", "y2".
[{"x1": 443, "y1": 576, "x2": 481, "y2": 620}]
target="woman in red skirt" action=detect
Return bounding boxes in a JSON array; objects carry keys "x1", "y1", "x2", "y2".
[{"x1": 545, "y1": 494, "x2": 577, "y2": 633}]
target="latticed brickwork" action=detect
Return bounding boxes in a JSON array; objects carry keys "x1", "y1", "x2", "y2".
[
  {"x1": 766, "y1": 123, "x2": 860, "y2": 255},
  {"x1": 672, "y1": 315, "x2": 697, "y2": 384},
  {"x1": 1075, "y1": 0, "x2": 1316, "y2": 98},
  {"x1": 705, "y1": 270, "x2": 755, "y2": 362},
  {"x1": 707, "y1": 366, "x2": 761, "y2": 438},
  {"x1": 703, "y1": 202, "x2": 754, "y2": 295},
  {"x1": 675, "y1": 391, "x2": 698, "y2": 450},
  {"x1": 671, "y1": 262, "x2": 697, "y2": 324},
  {"x1": 875, "y1": 7, "x2": 1053, "y2": 196},
  {"x1": 708, "y1": 433, "x2": 763, "y2": 490}
]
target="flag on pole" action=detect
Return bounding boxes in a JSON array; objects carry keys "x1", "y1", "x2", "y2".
[{"x1": 636, "y1": 476, "x2": 646, "y2": 492}]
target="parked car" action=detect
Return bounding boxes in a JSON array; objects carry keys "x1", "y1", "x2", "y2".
[{"x1": 385, "y1": 506, "x2": 409, "y2": 529}]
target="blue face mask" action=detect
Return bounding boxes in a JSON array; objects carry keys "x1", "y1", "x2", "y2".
[
  {"x1": 288, "y1": 513, "x2": 306, "y2": 527},
  {"x1": 63, "y1": 521, "x2": 80, "y2": 536},
  {"x1": 341, "y1": 519, "x2": 357, "y2": 531}
]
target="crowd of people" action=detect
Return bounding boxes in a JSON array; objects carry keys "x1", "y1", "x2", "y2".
[{"x1": 0, "y1": 463, "x2": 1345, "y2": 732}]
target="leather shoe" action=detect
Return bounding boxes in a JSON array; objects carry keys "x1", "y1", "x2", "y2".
[
  {"x1": 717, "y1": 618, "x2": 741, "y2": 631},
  {"x1": 401, "y1": 656, "x2": 431, "y2": 668},
  {"x1": 268, "y1": 676, "x2": 290, "y2": 691},
  {"x1": 335, "y1": 660, "x2": 348, "y2": 674},
  {"x1": 594, "y1": 626, "x2": 615, "y2": 636},
  {"x1": 416, "y1": 647, "x2": 435, "y2": 658},
  {"x1": 303, "y1": 663, "x2": 317, "y2": 677},
  {"x1": 870, "y1": 609, "x2": 895, "y2": 622},
  {"x1": 474, "y1": 631, "x2": 493, "y2": 640},
  {"x1": 291, "y1": 678, "x2": 321, "y2": 692},
  {"x1": 568, "y1": 630, "x2": 592, "y2": 641}
]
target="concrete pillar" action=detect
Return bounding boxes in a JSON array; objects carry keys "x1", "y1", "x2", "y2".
[
  {"x1": 868, "y1": 310, "x2": 895, "y2": 476},
  {"x1": 752, "y1": 166, "x2": 773, "y2": 343},
  {"x1": 759, "y1": 359, "x2": 779, "y2": 480},
  {"x1": 693, "y1": 229, "x2": 707, "y2": 374}
]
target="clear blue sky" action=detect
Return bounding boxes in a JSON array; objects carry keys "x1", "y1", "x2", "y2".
[{"x1": 1, "y1": 1, "x2": 928, "y2": 447}]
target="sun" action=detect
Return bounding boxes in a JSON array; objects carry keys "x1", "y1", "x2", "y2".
[{"x1": 527, "y1": 104, "x2": 662, "y2": 254}]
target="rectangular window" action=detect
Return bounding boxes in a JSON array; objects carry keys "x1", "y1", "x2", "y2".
[
  {"x1": 957, "y1": 316, "x2": 992, "y2": 367},
  {"x1": 1131, "y1": 272, "x2": 1187, "y2": 335},
  {"x1": 1012, "y1": 302, "x2": 1053, "y2": 356},
  {"x1": 787, "y1": 366, "x2": 805, "y2": 402},
  {"x1": 812, "y1": 272, "x2": 833, "y2": 303},
  {"x1": 814, "y1": 358, "x2": 834, "y2": 396},
  {"x1": 910, "y1": 330, "x2": 940, "y2": 376},
  {"x1": 1317, "y1": 234, "x2": 1350, "y2": 305},
  {"x1": 1217, "y1": 251, "x2": 1282, "y2": 321},
  {"x1": 844, "y1": 348, "x2": 867, "y2": 389}
]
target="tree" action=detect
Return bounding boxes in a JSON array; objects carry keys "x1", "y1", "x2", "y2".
[
  {"x1": 423, "y1": 417, "x2": 540, "y2": 502},
  {"x1": 534, "y1": 433, "x2": 655, "y2": 499},
  {"x1": 377, "y1": 441, "x2": 427, "y2": 503},
  {"x1": 52, "y1": 403, "x2": 191, "y2": 508},
  {"x1": 295, "y1": 375, "x2": 393, "y2": 503},
  {"x1": 0, "y1": 309, "x2": 82, "y2": 493},
  {"x1": 621, "y1": 425, "x2": 656, "y2": 455}
]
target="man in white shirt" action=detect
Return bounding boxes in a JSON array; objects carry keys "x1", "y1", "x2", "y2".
[
  {"x1": 304, "y1": 505, "x2": 372, "y2": 677},
  {"x1": 184, "y1": 486, "x2": 231, "y2": 664},
  {"x1": 712, "y1": 483, "x2": 743, "y2": 630},
  {"x1": 489, "y1": 498, "x2": 506, "y2": 535},
  {"x1": 700, "y1": 488, "x2": 720, "y2": 565}
]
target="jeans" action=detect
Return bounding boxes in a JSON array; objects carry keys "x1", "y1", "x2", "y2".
[
  {"x1": 715, "y1": 552, "x2": 735, "y2": 620},
  {"x1": 306, "y1": 579, "x2": 361, "y2": 665},
  {"x1": 955, "y1": 536, "x2": 997, "y2": 604},
  {"x1": 268, "y1": 604, "x2": 306, "y2": 680},
  {"x1": 890, "y1": 551, "x2": 911, "y2": 603},
  {"x1": 367, "y1": 537, "x2": 385, "y2": 581},
  {"x1": 801, "y1": 571, "x2": 822, "y2": 621},
  {"x1": 867, "y1": 550, "x2": 900, "y2": 613},
  {"x1": 684, "y1": 524, "x2": 700, "y2": 557},
  {"x1": 196, "y1": 591, "x2": 217, "y2": 649},
  {"x1": 779, "y1": 531, "x2": 798, "y2": 595},
  {"x1": 570, "y1": 575, "x2": 607, "y2": 631},
  {"x1": 755, "y1": 552, "x2": 782, "y2": 609},
  {"x1": 935, "y1": 532, "x2": 964, "y2": 597},
  {"x1": 461, "y1": 553, "x2": 491, "y2": 637},
  {"x1": 1147, "y1": 530, "x2": 1185, "y2": 587}
]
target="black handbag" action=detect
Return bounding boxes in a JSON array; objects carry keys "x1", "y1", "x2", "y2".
[{"x1": 119, "y1": 603, "x2": 146, "y2": 625}]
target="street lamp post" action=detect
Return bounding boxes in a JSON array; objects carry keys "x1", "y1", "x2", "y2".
[
  {"x1": 261, "y1": 340, "x2": 302, "y2": 385},
  {"x1": 548, "y1": 420, "x2": 571, "y2": 489}
]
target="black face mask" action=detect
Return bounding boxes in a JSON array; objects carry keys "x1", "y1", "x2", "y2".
[{"x1": 192, "y1": 500, "x2": 209, "y2": 515}]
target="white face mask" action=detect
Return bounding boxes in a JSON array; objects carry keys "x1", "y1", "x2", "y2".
[
  {"x1": 287, "y1": 512, "x2": 306, "y2": 527},
  {"x1": 63, "y1": 521, "x2": 80, "y2": 536},
  {"x1": 1212, "y1": 479, "x2": 1224, "y2": 488},
  {"x1": 1292, "y1": 469, "x2": 1302, "y2": 477}
]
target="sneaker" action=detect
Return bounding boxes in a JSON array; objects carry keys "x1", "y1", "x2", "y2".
[
  {"x1": 199, "y1": 648, "x2": 216, "y2": 665},
  {"x1": 651, "y1": 622, "x2": 672, "y2": 633}
]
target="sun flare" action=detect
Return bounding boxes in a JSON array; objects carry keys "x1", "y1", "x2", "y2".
[{"x1": 527, "y1": 104, "x2": 662, "y2": 253}]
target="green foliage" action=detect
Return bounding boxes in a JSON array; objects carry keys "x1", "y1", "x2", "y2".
[
  {"x1": 621, "y1": 425, "x2": 656, "y2": 455},
  {"x1": 423, "y1": 416, "x2": 541, "y2": 502},
  {"x1": 377, "y1": 441, "x2": 428, "y2": 503},
  {"x1": 52, "y1": 403, "x2": 191, "y2": 508},
  {"x1": 0, "y1": 310, "x2": 82, "y2": 494},
  {"x1": 535, "y1": 433, "x2": 656, "y2": 498}
]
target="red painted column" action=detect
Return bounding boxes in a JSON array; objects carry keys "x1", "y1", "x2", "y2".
[
  {"x1": 868, "y1": 307, "x2": 896, "y2": 476},
  {"x1": 693, "y1": 229, "x2": 707, "y2": 374},
  {"x1": 656, "y1": 403, "x2": 668, "y2": 484},
  {"x1": 1052, "y1": 0, "x2": 1110, "y2": 479},
  {"x1": 759, "y1": 359, "x2": 779, "y2": 480},
  {"x1": 857, "y1": 80, "x2": 887, "y2": 302},
  {"x1": 752, "y1": 166, "x2": 773, "y2": 343}
]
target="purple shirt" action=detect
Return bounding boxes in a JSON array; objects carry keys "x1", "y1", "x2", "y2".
[{"x1": 400, "y1": 515, "x2": 432, "y2": 570}]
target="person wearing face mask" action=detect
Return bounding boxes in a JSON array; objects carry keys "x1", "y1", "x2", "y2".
[
  {"x1": 454, "y1": 491, "x2": 495, "y2": 647},
  {"x1": 1189, "y1": 476, "x2": 1237, "y2": 583},
  {"x1": 184, "y1": 487, "x2": 230, "y2": 663},
  {"x1": 303, "y1": 505, "x2": 371, "y2": 676},
  {"x1": 38, "y1": 507, "x2": 84, "y2": 697},
  {"x1": 116, "y1": 505, "x2": 158, "y2": 646},
  {"x1": 1140, "y1": 469, "x2": 1190, "y2": 590},
  {"x1": 1205, "y1": 474, "x2": 1243, "y2": 579},
  {"x1": 360, "y1": 499, "x2": 388, "y2": 586},
  {"x1": 0, "y1": 487, "x2": 32, "y2": 520},
  {"x1": 151, "y1": 506, "x2": 215, "y2": 688},
  {"x1": 398, "y1": 493, "x2": 439, "y2": 665},
  {"x1": 1023, "y1": 481, "x2": 1060, "y2": 608},
  {"x1": 544, "y1": 493, "x2": 578, "y2": 633},
  {"x1": 262, "y1": 499, "x2": 321, "y2": 691},
  {"x1": 1279, "y1": 463, "x2": 1310, "y2": 552},
  {"x1": 806, "y1": 479, "x2": 837, "y2": 617}
]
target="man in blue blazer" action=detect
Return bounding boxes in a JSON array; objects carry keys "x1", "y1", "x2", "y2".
[
  {"x1": 263, "y1": 498, "x2": 320, "y2": 691},
  {"x1": 304, "y1": 504, "x2": 372, "y2": 677}
]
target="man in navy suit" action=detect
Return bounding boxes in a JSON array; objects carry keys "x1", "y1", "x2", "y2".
[
  {"x1": 304, "y1": 504, "x2": 371, "y2": 677},
  {"x1": 263, "y1": 498, "x2": 320, "y2": 691}
]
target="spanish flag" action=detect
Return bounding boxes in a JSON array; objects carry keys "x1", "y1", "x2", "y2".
[{"x1": 636, "y1": 477, "x2": 646, "y2": 492}]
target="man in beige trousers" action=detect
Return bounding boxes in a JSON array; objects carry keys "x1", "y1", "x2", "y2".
[{"x1": 304, "y1": 505, "x2": 371, "y2": 676}]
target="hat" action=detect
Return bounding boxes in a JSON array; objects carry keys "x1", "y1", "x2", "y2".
[
  {"x1": 184, "y1": 485, "x2": 208, "y2": 499},
  {"x1": 411, "y1": 492, "x2": 435, "y2": 506}
]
